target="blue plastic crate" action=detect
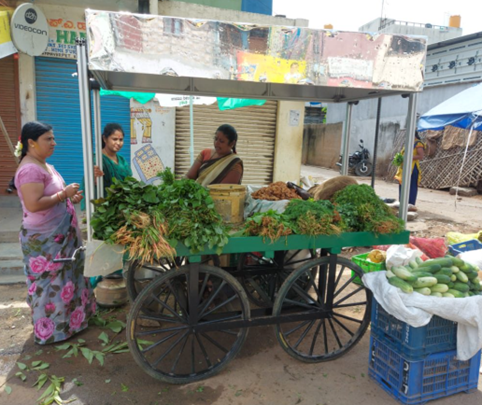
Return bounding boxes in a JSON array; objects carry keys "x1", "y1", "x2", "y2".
[
  {"x1": 448, "y1": 239, "x2": 482, "y2": 256},
  {"x1": 371, "y1": 299, "x2": 457, "y2": 359},
  {"x1": 369, "y1": 335, "x2": 481, "y2": 405}
]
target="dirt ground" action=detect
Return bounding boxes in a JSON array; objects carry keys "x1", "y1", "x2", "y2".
[{"x1": 1, "y1": 169, "x2": 482, "y2": 405}]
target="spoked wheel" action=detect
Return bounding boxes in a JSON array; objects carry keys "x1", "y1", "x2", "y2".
[
  {"x1": 126, "y1": 255, "x2": 220, "y2": 302},
  {"x1": 238, "y1": 250, "x2": 316, "y2": 308},
  {"x1": 127, "y1": 264, "x2": 250, "y2": 384},
  {"x1": 273, "y1": 256, "x2": 371, "y2": 363}
]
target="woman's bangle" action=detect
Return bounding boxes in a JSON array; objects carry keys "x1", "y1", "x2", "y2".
[{"x1": 56, "y1": 192, "x2": 63, "y2": 202}]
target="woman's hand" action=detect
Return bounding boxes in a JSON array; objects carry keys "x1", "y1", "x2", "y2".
[
  {"x1": 71, "y1": 190, "x2": 84, "y2": 204},
  {"x1": 94, "y1": 166, "x2": 105, "y2": 178},
  {"x1": 64, "y1": 183, "x2": 80, "y2": 198}
]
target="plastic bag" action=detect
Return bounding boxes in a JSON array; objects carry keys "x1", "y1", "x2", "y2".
[
  {"x1": 385, "y1": 244, "x2": 422, "y2": 270},
  {"x1": 459, "y1": 249, "x2": 482, "y2": 272},
  {"x1": 244, "y1": 185, "x2": 290, "y2": 219},
  {"x1": 84, "y1": 240, "x2": 124, "y2": 277},
  {"x1": 410, "y1": 236, "x2": 447, "y2": 258},
  {"x1": 446, "y1": 231, "x2": 482, "y2": 245}
]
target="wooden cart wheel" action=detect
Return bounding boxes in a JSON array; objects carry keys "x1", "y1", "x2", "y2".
[
  {"x1": 126, "y1": 255, "x2": 220, "y2": 302},
  {"x1": 127, "y1": 264, "x2": 250, "y2": 384},
  {"x1": 238, "y1": 250, "x2": 316, "y2": 308},
  {"x1": 273, "y1": 256, "x2": 371, "y2": 362}
]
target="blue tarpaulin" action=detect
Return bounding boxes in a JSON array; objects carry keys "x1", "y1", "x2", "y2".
[{"x1": 418, "y1": 84, "x2": 482, "y2": 132}]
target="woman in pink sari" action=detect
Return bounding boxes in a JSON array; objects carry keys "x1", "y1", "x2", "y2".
[{"x1": 14, "y1": 121, "x2": 95, "y2": 344}]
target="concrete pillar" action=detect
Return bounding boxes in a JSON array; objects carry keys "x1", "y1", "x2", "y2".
[
  {"x1": 18, "y1": 54, "x2": 36, "y2": 125},
  {"x1": 272, "y1": 101, "x2": 305, "y2": 182}
]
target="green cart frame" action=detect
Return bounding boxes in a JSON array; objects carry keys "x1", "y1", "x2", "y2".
[{"x1": 125, "y1": 231, "x2": 409, "y2": 384}]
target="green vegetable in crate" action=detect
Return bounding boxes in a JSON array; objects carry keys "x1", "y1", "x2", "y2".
[
  {"x1": 455, "y1": 272, "x2": 469, "y2": 283},
  {"x1": 388, "y1": 276, "x2": 413, "y2": 293},
  {"x1": 450, "y1": 265, "x2": 459, "y2": 273},
  {"x1": 437, "y1": 268, "x2": 453, "y2": 276},
  {"x1": 418, "y1": 258, "x2": 453, "y2": 269},
  {"x1": 412, "y1": 277, "x2": 438, "y2": 288},
  {"x1": 447, "y1": 289, "x2": 465, "y2": 298},
  {"x1": 442, "y1": 292, "x2": 455, "y2": 298},
  {"x1": 430, "y1": 284, "x2": 449, "y2": 293},
  {"x1": 386, "y1": 270, "x2": 396, "y2": 278},
  {"x1": 412, "y1": 271, "x2": 434, "y2": 278},
  {"x1": 431, "y1": 292, "x2": 443, "y2": 297},
  {"x1": 414, "y1": 287, "x2": 431, "y2": 296},
  {"x1": 391, "y1": 266, "x2": 418, "y2": 282},
  {"x1": 432, "y1": 274, "x2": 451, "y2": 284},
  {"x1": 453, "y1": 282, "x2": 470, "y2": 293}
]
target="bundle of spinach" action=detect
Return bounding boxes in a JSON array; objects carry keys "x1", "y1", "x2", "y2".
[
  {"x1": 283, "y1": 199, "x2": 343, "y2": 236},
  {"x1": 332, "y1": 184, "x2": 404, "y2": 234},
  {"x1": 91, "y1": 177, "x2": 160, "y2": 242},
  {"x1": 156, "y1": 169, "x2": 229, "y2": 254},
  {"x1": 243, "y1": 210, "x2": 293, "y2": 242}
]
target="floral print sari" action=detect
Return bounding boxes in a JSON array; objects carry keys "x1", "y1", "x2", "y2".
[{"x1": 20, "y1": 199, "x2": 95, "y2": 344}]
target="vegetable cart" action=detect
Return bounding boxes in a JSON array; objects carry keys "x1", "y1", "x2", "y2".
[
  {"x1": 78, "y1": 10, "x2": 426, "y2": 383},
  {"x1": 124, "y1": 231, "x2": 408, "y2": 383}
]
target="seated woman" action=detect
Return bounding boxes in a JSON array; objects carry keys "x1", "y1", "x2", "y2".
[{"x1": 186, "y1": 124, "x2": 243, "y2": 186}]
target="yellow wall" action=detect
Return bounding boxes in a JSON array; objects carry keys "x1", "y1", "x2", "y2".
[{"x1": 273, "y1": 101, "x2": 305, "y2": 182}]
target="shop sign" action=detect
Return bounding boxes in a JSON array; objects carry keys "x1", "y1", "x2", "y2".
[
  {"x1": 42, "y1": 18, "x2": 86, "y2": 59},
  {"x1": 10, "y1": 4, "x2": 49, "y2": 56}
]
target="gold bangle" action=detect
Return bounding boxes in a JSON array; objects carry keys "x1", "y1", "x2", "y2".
[{"x1": 56, "y1": 192, "x2": 62, "y2": 202}]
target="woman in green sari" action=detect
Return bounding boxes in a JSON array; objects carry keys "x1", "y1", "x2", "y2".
[{"x1": 81, "y1": 123, "x2": 132, "y2": 210}]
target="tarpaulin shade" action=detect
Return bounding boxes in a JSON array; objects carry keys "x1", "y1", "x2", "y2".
[{"x1": 418, "y1": 84, "x2": 482, "y2": 131}]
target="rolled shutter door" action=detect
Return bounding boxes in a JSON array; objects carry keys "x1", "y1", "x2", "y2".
[
  {"x1": 175, "y1": 100, "x2": 277, "y2": 185},
  {"x1": 35, "y1": 57, "x2": 131, "y2": 185},
  {"x1": 0, "y1": 56, "x2": 21, "y2": 195}
]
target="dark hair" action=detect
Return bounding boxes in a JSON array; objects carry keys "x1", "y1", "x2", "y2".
[
  {"x1": 216, "y1": 124, "x2": 238, "y2": 153},
  {"x1": 20, "y1": 121, "x2": 53, "y2": 159},
  {"x1": 101, "y1": 123, "x2": 124, "y2": 149},
  {"x1": 415, "y1": 130, "x2": 421, "y2": 140}
]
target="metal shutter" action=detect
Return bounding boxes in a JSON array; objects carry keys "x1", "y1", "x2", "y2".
[
  {"x1": 175, "y1": 101, "x2": 277, "y2": 185},
  {"x1": 0, "y1": 56, "x2": 21, "y2": 195},
  {"x1": 35, "y1": 57, "x2": 131, "y2": 185}
]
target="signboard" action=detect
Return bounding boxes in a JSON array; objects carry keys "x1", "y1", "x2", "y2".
[
  {"x1": 10, "y1": 4, "x2": 48, "y2": 56},
  {"x1": 43, "y1": 17, "x2": 86, "y2": 59},
  {"x1": 130, "y1": 100, "x2": 175, "y2": 184},
  {"x1": 0, "y1": 10, "x2": 17, "y2": 58}
]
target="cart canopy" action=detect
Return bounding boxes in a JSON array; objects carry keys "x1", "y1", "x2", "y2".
[{"x1": 85, "y1": 9, "x2": 427, "y2": 103}]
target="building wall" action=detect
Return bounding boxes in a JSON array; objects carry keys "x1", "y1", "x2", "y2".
[
  {"x1": 325, "y1": 82, "x2": 477, "y2": 175},
  {"x1": 302, "y1": 123, "x2": 342, "y2": 169},
  {"x1": 273, "y1": 101, "x2": 305, "y2": 182},
  {"x1": 359, "y1": 18, "x2": 462, "y2": 45},
  {"x1": 158, "y1": 1, "x2": 308, "y2": 27}
]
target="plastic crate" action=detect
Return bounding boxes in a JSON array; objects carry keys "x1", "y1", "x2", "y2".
[
  {"x1": 371, "y1": 299, "x2": 457, "y2": 359},
  {"x1": 351, "y1": 253, "x2": 386, "y2": 285},
  {"x1": 368, "y1": 335, "x2": 481, "y2": 405},
  {"x1": 448, "y1": 239, "x2": 482, "y2": 256}
]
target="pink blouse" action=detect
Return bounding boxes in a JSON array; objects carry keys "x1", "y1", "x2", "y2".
[{"x1": 15, "y1": 163, "x2": 67, "y2": 234}]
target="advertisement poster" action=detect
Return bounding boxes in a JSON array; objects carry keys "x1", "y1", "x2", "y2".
[
  {"x1": 130, "y1": 100, "x2": 175, "y2": 184},
  {"x1": 236, "y1": 51, "x2": 307, "y2": 84}
]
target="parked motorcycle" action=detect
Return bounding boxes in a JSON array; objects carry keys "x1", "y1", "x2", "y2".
[{"x1": 336, "y1": 139, "x2": 373, "y2": 176}]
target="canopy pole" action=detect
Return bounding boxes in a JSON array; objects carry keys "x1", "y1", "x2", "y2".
[
  {"x1": 399, "y1": 93, "x2": 418, "y2": 222},
  {"x1": 189, "y1": 95, "x2": 194, "y2": 165},
  {"x1": 76, "y1": 38, "x2": 95, "y2": 242},
  {"x1": 92, "y1": 89, "x2": 104, "y2": 199},
  {"x1": 371, "y1": 98, "x2": 382, "y2": 188},
  {"x1": 340, "y1": 102, "x2": 354, "y2": 176}
]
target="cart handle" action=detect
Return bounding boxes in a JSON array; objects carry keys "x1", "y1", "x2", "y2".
[{"x1": 53, "y1": 246, "x2": 86, "y2": 263}]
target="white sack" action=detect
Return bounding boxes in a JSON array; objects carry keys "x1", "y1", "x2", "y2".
[
  {"x1": 363, "y1": 271, "x2": 482, "y2": 361},
  {"x1": 459, "y1": 249, "x2": 482, "y2": 271},
  {"x1": 84, "y1": 240, "x2": 124, "y2": 277},
  {"x1": 244, "y1": 185, "x2": 290, "y2": 219},
  {"x1": 385, "y1": 244, "x2": 422, "y2": 270}
]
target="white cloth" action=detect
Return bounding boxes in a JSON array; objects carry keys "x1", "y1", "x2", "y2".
[
  {"x1": 244, "y1": 185, "x2": 290, "y2": 219},
  {"x1": 363, "y1": 271, "x2": 482, "y2": 361}
]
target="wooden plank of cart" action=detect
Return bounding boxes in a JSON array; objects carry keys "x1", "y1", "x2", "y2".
[{"x1": 79, "y1": 10, "x2": 426, "y2": 384}]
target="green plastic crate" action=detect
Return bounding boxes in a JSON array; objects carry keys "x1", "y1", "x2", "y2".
[{"x1": 351, "y1": 252, "x2": 386, "y2": 285}]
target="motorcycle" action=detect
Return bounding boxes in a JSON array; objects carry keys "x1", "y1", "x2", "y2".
[{"x1": 336, "y1": 139, "x2": 373, "y2": 176}]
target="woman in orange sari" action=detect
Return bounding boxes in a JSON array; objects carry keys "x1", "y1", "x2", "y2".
[{"x1": 186, "y1": 124, "x2": 243, "y2": 186}]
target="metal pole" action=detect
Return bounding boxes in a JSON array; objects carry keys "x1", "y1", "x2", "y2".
[
  {"x1": 76, "y1": 38, "x2": 95, "y2": 241},
  {"x1": 340, "y1": 102, "x2": 353, "y2": 176},
  {"x1": 371, "y1": 98, "x2": 382, "y2": 188},
  {"x1": 92, "y1": 89, "x2": 104, "y2": 198},
  {"x1": 189, "y1": 95, "x2": 194, "y2": 165},
  {"x1": 399, "y1": 93, "x2": 418, "y2": 223}
]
